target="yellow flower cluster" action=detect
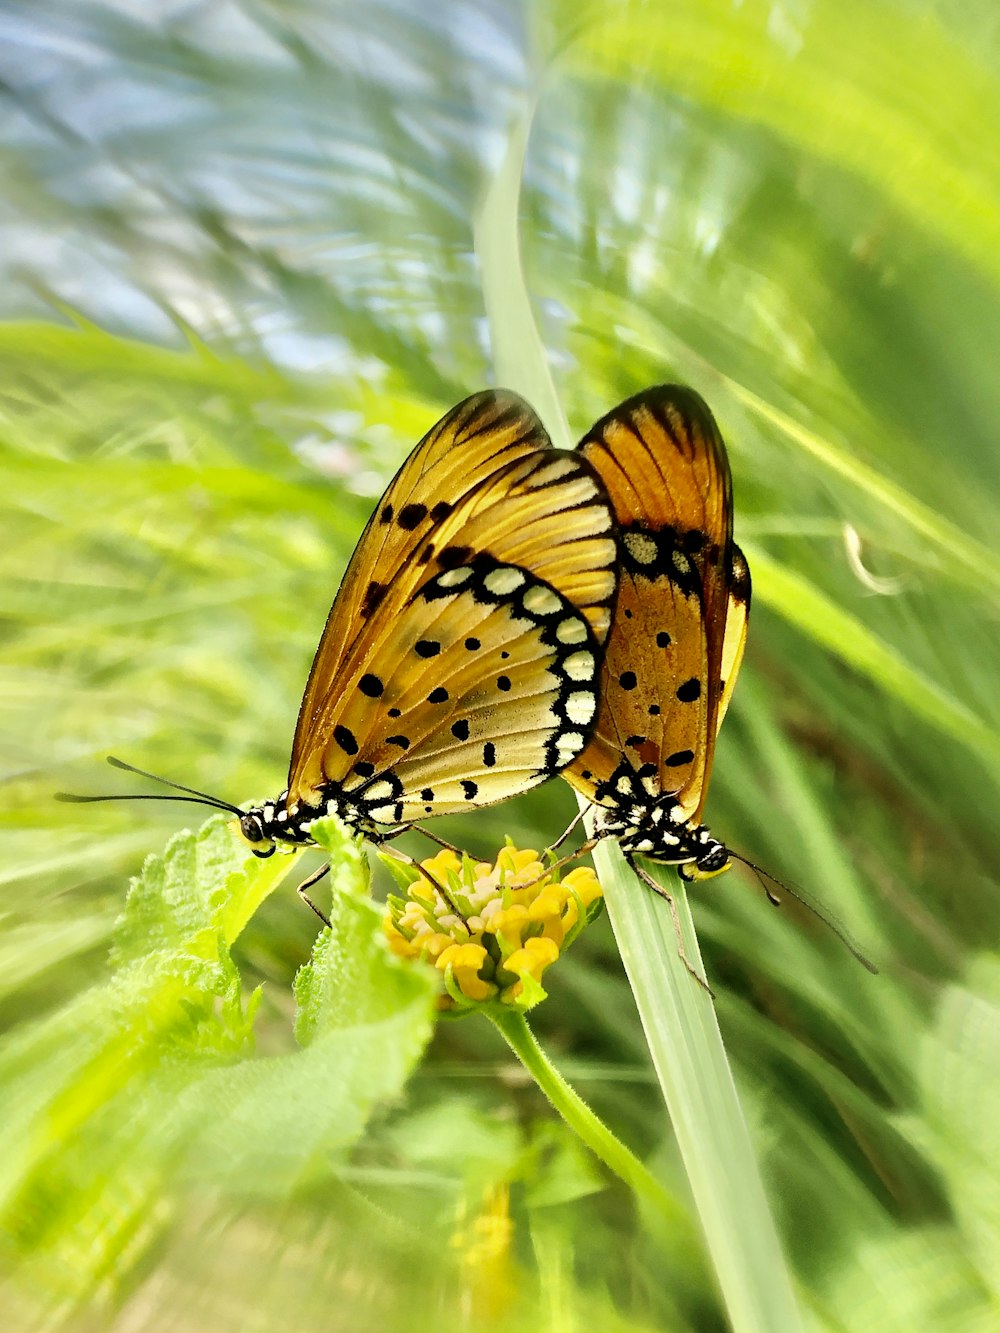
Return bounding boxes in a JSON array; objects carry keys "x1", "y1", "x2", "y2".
[{"x1": 383, "y1": 845, "x2": 603, "y2": 1011}]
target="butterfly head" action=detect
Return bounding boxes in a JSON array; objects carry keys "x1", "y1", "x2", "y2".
[
  {"x1": 238, "y1": 808, "x2": 277, "y2": 858},
  {"x1": 594, "y1": 789, "x2": 731, "y2": 879},
  {"x1": 678, "y1": 833, "x2": 731, "y2": 881},
  {"x1": 237, "y1": 791, "x2": 329, "y2": 856}
]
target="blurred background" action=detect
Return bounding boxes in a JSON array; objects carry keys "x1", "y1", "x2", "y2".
[{"x1": 2, "y1": 0, "x2": 999, "y2": 1328}]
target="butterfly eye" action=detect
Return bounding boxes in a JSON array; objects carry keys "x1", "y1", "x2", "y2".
[
  {"x1": 690, "y1": 840, "x2": 730, "y2": 879},
  {"x1": 240, "y1": 811, "x2": 272, "y2": 853}
]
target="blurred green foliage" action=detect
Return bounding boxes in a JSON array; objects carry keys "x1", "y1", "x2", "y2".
[{"x1": 1, "y1": 0, "x2": 999, "y2": 1329}]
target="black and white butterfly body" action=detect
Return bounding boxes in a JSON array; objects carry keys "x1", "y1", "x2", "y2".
[{"x1": 585, "y1": 762, "x2": 730, "y2": 877}]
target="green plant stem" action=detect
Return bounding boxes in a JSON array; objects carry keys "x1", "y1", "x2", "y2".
[{"x1": 486, "y1": 1005, "x2": 688, "y2": 1234}]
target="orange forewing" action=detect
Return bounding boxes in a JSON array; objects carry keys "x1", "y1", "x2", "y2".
[{"x1": 564, "y1": 385, "x2": 749, "y2": 822}]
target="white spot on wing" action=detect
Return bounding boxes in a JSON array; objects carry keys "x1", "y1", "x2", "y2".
[
  {"x1": 365, "y1": 779, "x2": 396, "y2": 802},
  {"x1": 522, "y1": 584, "x2": 562, "y2": 616},
  {"x1": 556, "y1": 618, "x2": 587, "y2": 644},
  {"x1": 484, "y1": 566, "x2": 526, "y2": 596},
  {"x1": 624, "y1": 531, "x2": 657, "y2": 564},
  {"x1": 563, "y1": 650, "x2": 595, "y2": 682},
  {"x1": 438, "y1": 566, "x2": 472, "y2": 587},
  {"x1": 565, "y1": 691, "x2": 596, "y2": 725}
]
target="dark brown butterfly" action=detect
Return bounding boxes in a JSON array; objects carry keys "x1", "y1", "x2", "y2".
[
  {"x1": 562, "y1": 384, "x2": 750, "y2": 879},
  {"x1": 62, "y1": 392, "x2": 619, "y2": 884}
]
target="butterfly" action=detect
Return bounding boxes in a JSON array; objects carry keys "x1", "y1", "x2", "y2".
[
  {"x1": 561, "y1": 384, "x2": 750, "y2": 882},
  {"x1": 62, "y1": 391, "x2": 619, "y2": 894}
]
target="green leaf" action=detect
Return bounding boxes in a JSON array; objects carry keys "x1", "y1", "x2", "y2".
[
  {"x1": 179, "y1": 817, "x2": 439, "y2": 1193},
  {"x1": 110, "y1": 814, "x2": 297, "y2": 965}
]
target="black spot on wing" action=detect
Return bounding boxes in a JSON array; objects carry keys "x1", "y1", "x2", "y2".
[
  {"x1": 439, "y1": 544, "x2": 472, "y2": 568},
  {"x1": 428, "y1": 687, "x2": 449, "y2": 703},
  {"x1": 483, "y1": 742, "x2": 496, "y2": 767},
  {"x1": 451, "y1": 719, "x2": 469, "y2": 741},
  {"x1": 359, "y1": 673, "x2": 384, "y2": 697},
  {"x1": 362, "y1": 580, "x2": 387, "y2": 616},
  {"x1": 415, "y1": 639, "x2": 440, "y2": 658},
  {"x1": 334, "y1": 725, "x2": 358, "y2": 755},
  {"x1": 398, "y1": 502, "x2": 428, "y2": 529},
  {"x1": 665, "y1": 749, "x2": 695, "y2": 767},
  {"x1": 676, "y1": 677, "x2": 701, "y2": 702},
  {"x1": 461, "y1": 779, "x2": 478, "y2": 800},
  {"x1": 619, "y1": 671, "x2": 637, "y2": 690}
]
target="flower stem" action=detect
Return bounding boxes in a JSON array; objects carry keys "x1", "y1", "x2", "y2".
[{"x1": 486, "y1": 1006, "x2": 691, "y2": 1239}]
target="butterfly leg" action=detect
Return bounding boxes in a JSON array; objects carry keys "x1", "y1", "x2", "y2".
[
  {"x1": 297, "y1": 862, "x2": 332, "y2": 928},
  {"x1": 380, "y1": 843, "x2": 467, "y2": 921},
  {"x1": 630, "y1": 859, "x2": 715, "y2": 999},
  {"x1": 511, "y1": 836, "x2": 601, "y2": 892},
  {"x1": 410, "y1": 824, "x2": 464, "y2": 857},
  {"x1": 548, "y1": 806, "x2": 588, "y2": 853}
]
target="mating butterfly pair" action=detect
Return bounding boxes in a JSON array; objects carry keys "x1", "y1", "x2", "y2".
[
  {"x1": 235, "y1": 384, "x2": 750, "y2": 882},
  {"x1": 61, "y1": 386, "x2": 748, "y2": 900}
]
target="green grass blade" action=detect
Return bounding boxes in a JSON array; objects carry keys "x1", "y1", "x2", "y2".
[
  {"x1": 594, "y1": 838, "x2": 805, "y2": 1333},
  {"x1": 748, "y1": 547, "x2": 1000, "y2": 763},
  {"x1": 477, "y1": 97, "x2": 805, "y2": 1333}
]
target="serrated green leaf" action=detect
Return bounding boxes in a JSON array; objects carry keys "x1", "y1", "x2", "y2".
[
  {"x1": 111, "y1": 814, "x2": 300, "y2": 965},
  {"x1": 180, "y1": 841, "x2": 438, "y2": 1193}
]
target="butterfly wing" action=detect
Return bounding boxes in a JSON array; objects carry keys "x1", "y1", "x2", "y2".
[
  {"x1": 715, "y1": 544, "x2": 751, "y2": 741},
  {"x1": 564, "y1": 385, "x2": 749, "y2": 822},
  {"x1": 287, "y1": 391, "x2": 618, "y2": 814}
]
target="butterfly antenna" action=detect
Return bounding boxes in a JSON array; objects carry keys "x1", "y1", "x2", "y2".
[
  {"x1": 55, "y1": 755, "x2": 243, "y2": 816},
  {"x1": 730, "y1": 851, "x2": 879, "y2": 975}
]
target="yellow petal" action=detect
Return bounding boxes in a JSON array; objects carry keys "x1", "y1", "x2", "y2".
[{"x1": 438, "y1": 942, "x2": 494, "y2": 1002}]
